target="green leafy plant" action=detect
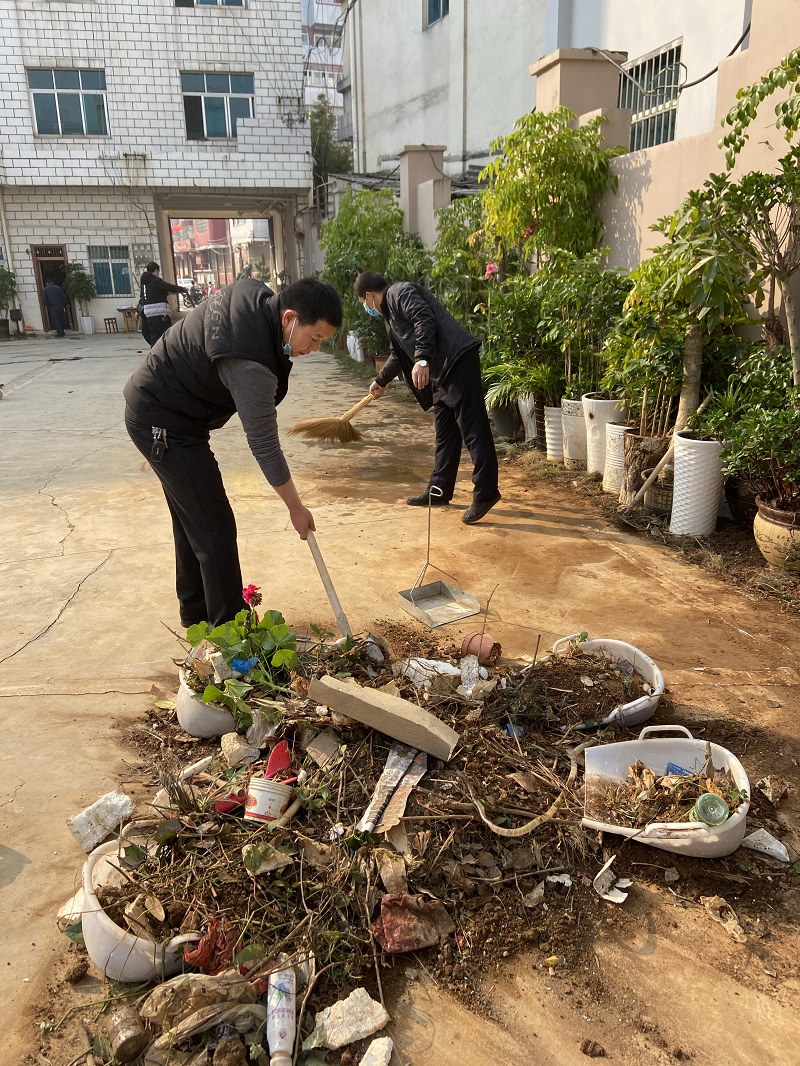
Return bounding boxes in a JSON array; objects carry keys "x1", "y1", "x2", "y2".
[
  {"x1": 430, "y1": 195, "x2": 495, "y2": 334},
  {"x1": 720, "y1": 46, "x2": 800, "y2": 167},
  {"x1": 309, "y1": 94, "x2": 354, "y2": 211},
  {"x1": 480, "y1": 107, "x2": 626, "y2": 261},
  {"x1": 0, "y1": 265, "x2": 17, "y2": 317},
  {"x1": 62, "y1": 262, "x2": 97, "y2": 316}
]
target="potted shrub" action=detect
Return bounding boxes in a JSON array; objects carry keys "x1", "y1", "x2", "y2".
[
  {"x1": 63, "y1": 262, "x2": 97, "y2": 334},
  {"x1": 0, "y1": 265, "x2": 16, "y2": 341}
]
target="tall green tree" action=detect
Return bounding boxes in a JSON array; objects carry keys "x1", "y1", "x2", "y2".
[
  {"x1": 479, "y1": 107, "x2": 626, "y2": 260},
  {"x1": 309, "y1": 94, "x2": 353, "y2": 210},
  {"x1": 720, "y1": 46, "x2": 800, "y2": 166}
]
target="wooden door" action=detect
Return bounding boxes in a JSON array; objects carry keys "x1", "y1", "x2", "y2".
[{"x1": 32, "y1": 246, "x2": 76, "y2": 331}]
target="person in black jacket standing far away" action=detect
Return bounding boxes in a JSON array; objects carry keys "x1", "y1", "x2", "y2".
[
  {"x1": 124, "y1": 277, "x2": 342, "y2": 628},
  {"x1": 355, "y1": 270, "x2": 500, "y2": 524},
  {"x1": 139, "y1": 262, "x2": 189, "y2": 347}
]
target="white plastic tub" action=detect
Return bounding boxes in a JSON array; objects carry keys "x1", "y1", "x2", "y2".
[
  {"x1": 81, "y1": 838, "x2": 199, "y2": 982},
  {"x1": 582, "y1": 725, "x2": 750, "y2": 858},
  {"x1": 551, "y1": 634, "x2": 664, "y2": 728},
  {"x1": 176, "y1": 667, "x2": 236, "y2": 738}
]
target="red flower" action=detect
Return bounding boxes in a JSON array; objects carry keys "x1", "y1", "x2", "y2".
[{"x1": 242, "y1": 584, "x2": 262, "y2": 607}]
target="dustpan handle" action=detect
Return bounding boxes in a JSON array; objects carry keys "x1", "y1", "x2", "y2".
[
  {"x1": 341, "y1": 394, "x2": 374, "y2": 423},
  {"x1": 306, "y1": 532, "x2": 353, "y2": 638}
]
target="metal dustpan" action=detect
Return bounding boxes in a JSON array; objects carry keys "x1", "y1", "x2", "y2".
[{"x1": 398, "y1": 487, "x2": 480, "y2": 628}]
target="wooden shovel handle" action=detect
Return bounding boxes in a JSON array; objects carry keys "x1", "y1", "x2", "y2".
[
  {"x1": 306, "y1": 531, "x2": 353, "y2": 638},
  {"x1": 341, "y1": 393, "x2": 374, "y2": 423}
]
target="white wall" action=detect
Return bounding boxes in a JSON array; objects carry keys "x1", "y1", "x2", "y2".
[{"x1": 564, "y1": 0, "x2": 751, "y2": 138}]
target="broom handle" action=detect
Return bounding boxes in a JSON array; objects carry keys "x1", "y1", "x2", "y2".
[
  {"x1": 306, "y1": 532, "x2": 353, "y2": 638},
  {"x1": 629, "y1": 393, "x2": 713, "y2": 507},
  {"x1": 341, "y1": 394, "x2": 374, "y2": 423}
]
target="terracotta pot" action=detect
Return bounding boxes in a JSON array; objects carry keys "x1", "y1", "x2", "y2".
[
  {"x1": 753, "y1": 496, "x2": 800, "y2": 571},
  {"x1": 461, "y1": 633, "x2": 501, "y2": 665}
]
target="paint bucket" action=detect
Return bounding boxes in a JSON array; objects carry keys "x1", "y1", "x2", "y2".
[{"x1": 244, "y1": 778, "x2": 294, "y2": 823}]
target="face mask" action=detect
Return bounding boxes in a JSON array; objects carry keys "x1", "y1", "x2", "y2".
[
  {"x1": 363, "y1": 297, "x2": 381, "y2": 319},
  {"x1": 283, "y1": 317, "x2": 297, "y2": 356}
]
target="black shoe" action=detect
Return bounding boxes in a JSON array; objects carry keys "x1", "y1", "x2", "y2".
[
  {"x1": 407, "y1": 492, "x2": 450, "y2": 506},
  {"x1": 462, "y1": 492, "x2": 502, "y2": 524}
]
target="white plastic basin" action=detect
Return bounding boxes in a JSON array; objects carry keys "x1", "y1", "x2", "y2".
[
  {"x1": 551, "y1": 634, "x2": 664, "y2": 728},
  {"x1": 81, "y1": 837, "x2": 198, "y2": 982},
  {"x1": 582, "y1": 725, "x2": 750, "y2": 858},
  {"x1": 176, "y1": 668, "x2": 236, "y2": 738}
]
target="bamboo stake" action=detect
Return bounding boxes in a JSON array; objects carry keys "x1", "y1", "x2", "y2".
[
  {"x1": 639, "y1": 386, "x2": 648, "y2": 437},
  {"x1": 659, "y1": 396, "x2": 674, "y2": 438},
  {"x1": 649, "y1": 381, "x2": 664, "y2": 437},
  {"x1": 628, "y1": 393, "x2": 713, "y2": 508}
]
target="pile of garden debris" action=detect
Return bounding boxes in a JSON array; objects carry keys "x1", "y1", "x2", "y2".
[{"x1": 51, "y1": 622, "x2": 789, "y2": 1066}]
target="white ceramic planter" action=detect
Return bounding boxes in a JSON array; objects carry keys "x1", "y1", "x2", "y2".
[
  {"x1": 561, "y1": 397, "x2": 587, "y2": 470},
  {"x1": 669, "y1": 431, "x2": 723, "y2": 536},
  {"x1": 582, "y1": 393, "x2": 627, "y2": 474},
  {"x1": 81, "y1": 838, "x2": 198, "y2": 982},
  {"x1": 79, "y1": 315, "x2": 95, "y2": 335},
  {"x1": 543, "y1": 406, "x2": 563, "y2": 461},
  {"x1": 582, "y1": 725, "x2": 750, "y2": 858},
  {"x1": 603, "y1": 422, "x2": 632, "y2": 494},
  {"x1": 551, "y1": 633, "x2": 664, "y2": 728},
  {"x1": 176, "y1": 668, "x2": 236, "y2": 738},
  {"x1": 517, "y1": 393, "x2": 537, "y2": 442}
]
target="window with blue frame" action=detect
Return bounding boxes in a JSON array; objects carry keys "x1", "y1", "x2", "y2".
[
  {"x1": 427, "y1": 0, "x2": 449, "y2": 26},
  {"x1": 27, "y1": 69, "x2": 108, "y2": 136},
  {"x1": 181, "y1": 72, "x2": 254, "y2": 139},
  {"x1": 89, "y1": 246, "x2": 132, "y2": 297}
]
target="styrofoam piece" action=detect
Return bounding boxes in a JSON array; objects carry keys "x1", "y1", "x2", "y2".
[
  {"x1": 176, "y1": 668, "x2": 236, "y2": 738},
  {"x1": 582, "y1": 725, "x2": 750, "y2": 858},
  {"x1": 396, "y1": 658, "x2": 461, "y2": 688},
  {"x1": 81, "y1": 838, "x2": 198, "y2": 982},
  {"x1": 562, "y1": 398, "x2": 587, "y2": 470},
  {"x1": 669, "y1": 431, "x2": 724, "y2": 536},
  {"x1": 582, "y1": 393, "x2": 627, "y2": 474},
  {"x1": 543, "y1": 406, "x2": 563, "y2": 461},
  {"x1": 551, "y1": 634, "x2": 664, "y2": 728},
  {"x1": 741, "y1": 828, "x2": 790, "y2": 862},
  {"x1": 603, "y1": 422, "x2": 632, "y2": 494},
  {"x1": 68, "y1": 790, "x2": 136, "y2": 852}
]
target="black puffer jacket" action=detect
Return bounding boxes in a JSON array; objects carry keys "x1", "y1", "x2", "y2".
[
  {"x1": 374, "y1": 282, "x2": 479, "y2": 410},
  {"x1": 124, "y1": 279, "x2": 291, "y2": 434},
  {"x1": 140, "y1": 271, "x2": 185, "y2": 306}
]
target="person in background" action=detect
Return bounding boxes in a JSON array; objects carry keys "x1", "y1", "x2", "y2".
[
  {"x1": 355, "y1": 270, "x2": 501, "y2": 525},
  {"x1": 124, "y1": 276, "x2": 342, "y2": 628},
  {"x1": 43, "y1": 277, "x2": 70, "y2": 337},
  {"x1": 139, "y1": 262, "x2": 188, "y2": 347}
]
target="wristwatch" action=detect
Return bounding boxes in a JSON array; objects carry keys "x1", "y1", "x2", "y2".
[{"x1": 417, "y1": 360, "x2": 428, "y2": 367}]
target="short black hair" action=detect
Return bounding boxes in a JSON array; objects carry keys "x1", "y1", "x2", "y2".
[
  {"x1": 353, "y1": 270, "x2": 388, "y2": 298},
  {"x1": 281, "y1": 277, "x2": 343, "y2": 327},
  {"x1": 145, "y1": 262, "x2": 160, "y2": 273}
]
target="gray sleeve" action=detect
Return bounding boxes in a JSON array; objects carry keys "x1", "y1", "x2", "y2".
[{"x1": 216, "y1": 358, "x2": 291, "y2": 488}]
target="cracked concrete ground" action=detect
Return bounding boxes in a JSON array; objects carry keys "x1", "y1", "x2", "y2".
[{"x1": 2, "y1": 329, "x2": 800, "y2": 1062}]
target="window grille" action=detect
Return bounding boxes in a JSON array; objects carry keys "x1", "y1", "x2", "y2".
[
  {"x1": 27, "y1": 68, "x2": 108, "y2": 137},
  {"x1": 426, "y1": 0, "x2": 449, "y2": 27},
  {"x1": 618, "y1": 41, "x2": 682, "y2": 151},
  {"x1": 181, "y1": 72, "x2": 254, "y2": 139},
  {"x1": 175, "y1": 1, "x2": 244, "y2": 8},
  {"x1": 88, "y1": 245, "x2": 132, "y2": 297}
]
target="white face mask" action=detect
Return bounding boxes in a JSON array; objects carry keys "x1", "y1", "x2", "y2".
[{"x1": 283, "y1": 317, "x2": 297, "y2": 356}]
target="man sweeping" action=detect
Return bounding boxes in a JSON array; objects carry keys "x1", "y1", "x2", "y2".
[
  {"x1": 124, "y1": 276, "x2": 342, "y2": 628},
  {"x1": 354, "y1": 270, "x2": 500, "y2": 524}
]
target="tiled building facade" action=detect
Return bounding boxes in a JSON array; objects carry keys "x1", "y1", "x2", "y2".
[{"x1": 0, "y1": 0, "x2": 311, "y2": 331}]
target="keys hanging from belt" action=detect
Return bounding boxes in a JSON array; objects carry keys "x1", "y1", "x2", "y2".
[{"x1": 151, "y1": 426, "x2": 167, "y2": 462}]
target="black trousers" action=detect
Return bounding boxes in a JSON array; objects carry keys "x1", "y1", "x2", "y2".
[
  {"x1": 126, "y1": 418, "x2": 247, "y2": 628},
  {"x1": 427, "y1": 348, "x2": 499, "y2": 504},
  {"x1": 49, "y1": 307, "x2": 67, "y2": 336},
  {"x1": 142, "y1": 314, "x2": 172, "y2": 347}
]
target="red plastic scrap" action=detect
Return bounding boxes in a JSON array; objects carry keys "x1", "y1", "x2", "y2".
[
  {"x1": 372, "y1": 893, "x2": 455, "y2": 954},
  {"x1": 184, "y1": 917, "x2": 237, "y2": 974}
]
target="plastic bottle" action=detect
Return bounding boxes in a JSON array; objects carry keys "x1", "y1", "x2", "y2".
[{"x1": 266, "y1": 964, "x2": 296, "y2": 1066}]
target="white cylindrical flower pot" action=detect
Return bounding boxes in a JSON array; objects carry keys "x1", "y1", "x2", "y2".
[
  {"x1": 582, "y1": 393, "x2": 627, "y2": 474},
  {"x1": 517, "y1": 393, "x2": 537, "y2": 442},
  {"x1": 543, "y1": 406, "x2": 563, "y2": 461},
  {"x1": 603, "y1": 422, "x2": 632, "y2": 494},
  {"x1": 669, "y1": 431, "x2": 723, "y2": 536},
  {"x1": 561, "y1": 397, "x2": 587, "y2": 470}
]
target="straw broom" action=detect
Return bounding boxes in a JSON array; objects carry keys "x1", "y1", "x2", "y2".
[{"x1": 288, "y1": 393, "x2": 374, "y2": 444}]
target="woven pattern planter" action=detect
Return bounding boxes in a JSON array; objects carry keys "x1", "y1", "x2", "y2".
[
  {"x1": 602, "y1": 422, "x2": 632, "y2": 494},
  {"x1": 669, "y1": 431, "x2": 723, "y2": 536},
  {"x1": 561, "y1": 397, "x2": 587, "y2": 470}
]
